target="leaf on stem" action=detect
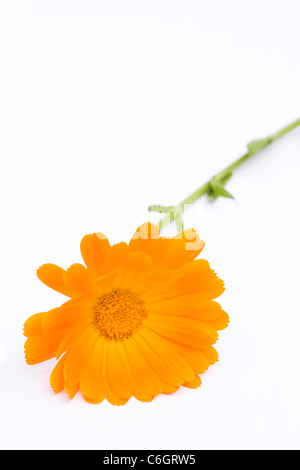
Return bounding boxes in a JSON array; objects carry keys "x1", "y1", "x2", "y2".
[
  {"x1": 148, "y1": 205, "x2": 173, "y2": 213},
  {"x1": 209, "y1": 179, "x2": 235, "y2": 200},
  {"x1": 247, "y1": 137, "x2": 273, "y2": 156}
]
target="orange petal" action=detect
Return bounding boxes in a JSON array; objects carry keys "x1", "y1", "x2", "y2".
[
  {"x1": 50, "y1": 354, "x2": 66, "y2": 393},
  {"x1": 144, "y1": 260, "x2": 224, "y2": 303},
  {"x1": 175, "y1": 259, "x2": 225, "y2": 299},
  {"x1": 83, "y1": 396, "x2": 106, "y2": 405},
  {"x1": 137, "y1": 238, "x2": 174, "y2": 266},
  {"x1": 174, "y1": 228, "x2": 204, "y2": 248},
  {"x1": 25, "y1": 331, "x2": 64, "y2": 365},
  {"x1": 96, "y1": 271, "x2": 118, "y2": 294},
  {"x1": 206, "y1": 310, "x2": 229, "y2": 331},
  {"x1": 119, "y1": 251, "x2": 152, "y2": 289},
  {"x1": 37, "y1": 264, "x2": 76, "y2": 297},
  {"x1": 80, "y1": 233, "x2": 110, "y2": 275},
  {"x1": 130, "y1": 269, "x2": 180, "y2": 298},
  {"x1": 42, "y1": 301, "x2": 94, "y2": 336},
  {"x1": 143, "y1": 314, "x2": 218, "y2": 347},
  {"x1": 106, "y1": 340, "x2": 133, "y2": 400},
  {"x1": 165, "y1": 229, "x2": 204, "y2": 268},
  {"x1": 118, "y1": 342, "x2": 154, "y2": 402},
  {"x1": 56, "y1": 321, "x2": 90, "y2": 359},
  {"x1": 63, "y1": 325, "x2": 100, "y2": 387},
  {"x1": 200, "y1": 345, "x2": 219, "y2": 365},
  {"x1": 130, "y1": 228, "x2": 204, "y2": 269},
  {"x1": 106, "y1": 242, "x2": 129, "y2": 289},
  {"x1": 123, "y1": 337, "x2": 163, "y2": 397},
  {"x1": 170, "y1": 342, "x2": 210, "y2": 375},
  {"x1": 182, "y1": 375, "x2": 202, "y2": 389},
  {"x1": 23, "y1": 312, "x2": 44, "y2": 337},
  {"x1": 79, "y1": 336, "x2": 106, "y2": 404},
  {"x1": 129, "y1": 226, "x2": 179, "y2": 270},
  {"x1": 146, "y1": 297, "x2": 224, "y2": 322},
  {"x1": 130, "y1": 333, "x2": 184, "y2": 391},
  {"x1": 63, "y1": 263, "x2": 99, "y2": 296},
  {"x1": 105, "y1": 389, "x2": 129, "y2": 406},
  {"x1": 64, "y1": 381, "x2": 79, "y2": 399},
  {"x1": 128, "y1": 222, "x2": 160, "y2": 252},
  {"x1": 137, "y1": 329, "x2": 195, "y2": 383},
  {"x1": 107, "y1": 242, "x2": 129, "y2": 271}
]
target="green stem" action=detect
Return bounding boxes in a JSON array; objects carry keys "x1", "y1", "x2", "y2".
[{"x1": 153, "y1": 118, "x2": 300, "y2": 230}]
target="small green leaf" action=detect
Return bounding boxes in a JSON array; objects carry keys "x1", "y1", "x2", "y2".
[
  {"x1": 210, "y1": 180, "x2": 235, "y2": 199},
  {"x1": 148, "y1": 204, "x2": 173, "y2": 213},
  {"x1": 247, "y1": 137, "x2": 273, "y2": 156}
]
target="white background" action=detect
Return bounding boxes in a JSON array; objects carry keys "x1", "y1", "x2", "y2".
[{"x1": 0, "y1": 0, "x2": 299, "y2": 451}]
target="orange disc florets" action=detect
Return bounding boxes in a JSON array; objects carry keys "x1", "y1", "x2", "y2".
[{"x1": 93, "y1": 289, "x2": 147, "y2": 340}]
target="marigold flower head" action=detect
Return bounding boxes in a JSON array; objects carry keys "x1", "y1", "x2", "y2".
[{"x1": 24, "y1": 223, "x2": 229, "y2": 405}]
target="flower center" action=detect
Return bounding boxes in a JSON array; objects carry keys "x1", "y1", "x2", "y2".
[{"x1": 93, "y1": 289, "x2": 147, "y2": 340}]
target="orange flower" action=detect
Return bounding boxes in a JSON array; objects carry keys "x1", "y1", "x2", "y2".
[{"x1": 24, "y1": 223, "x2": 229, "y2": 404}]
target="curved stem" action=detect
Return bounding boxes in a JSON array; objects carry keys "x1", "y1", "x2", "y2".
[{"x1": 153, "y1": 118, "x2": 300, "y2": 230}]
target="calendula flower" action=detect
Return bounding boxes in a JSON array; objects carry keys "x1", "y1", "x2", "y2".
[{"x1": 24, "y1": 223, "x2": 228, "y2": 405}]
